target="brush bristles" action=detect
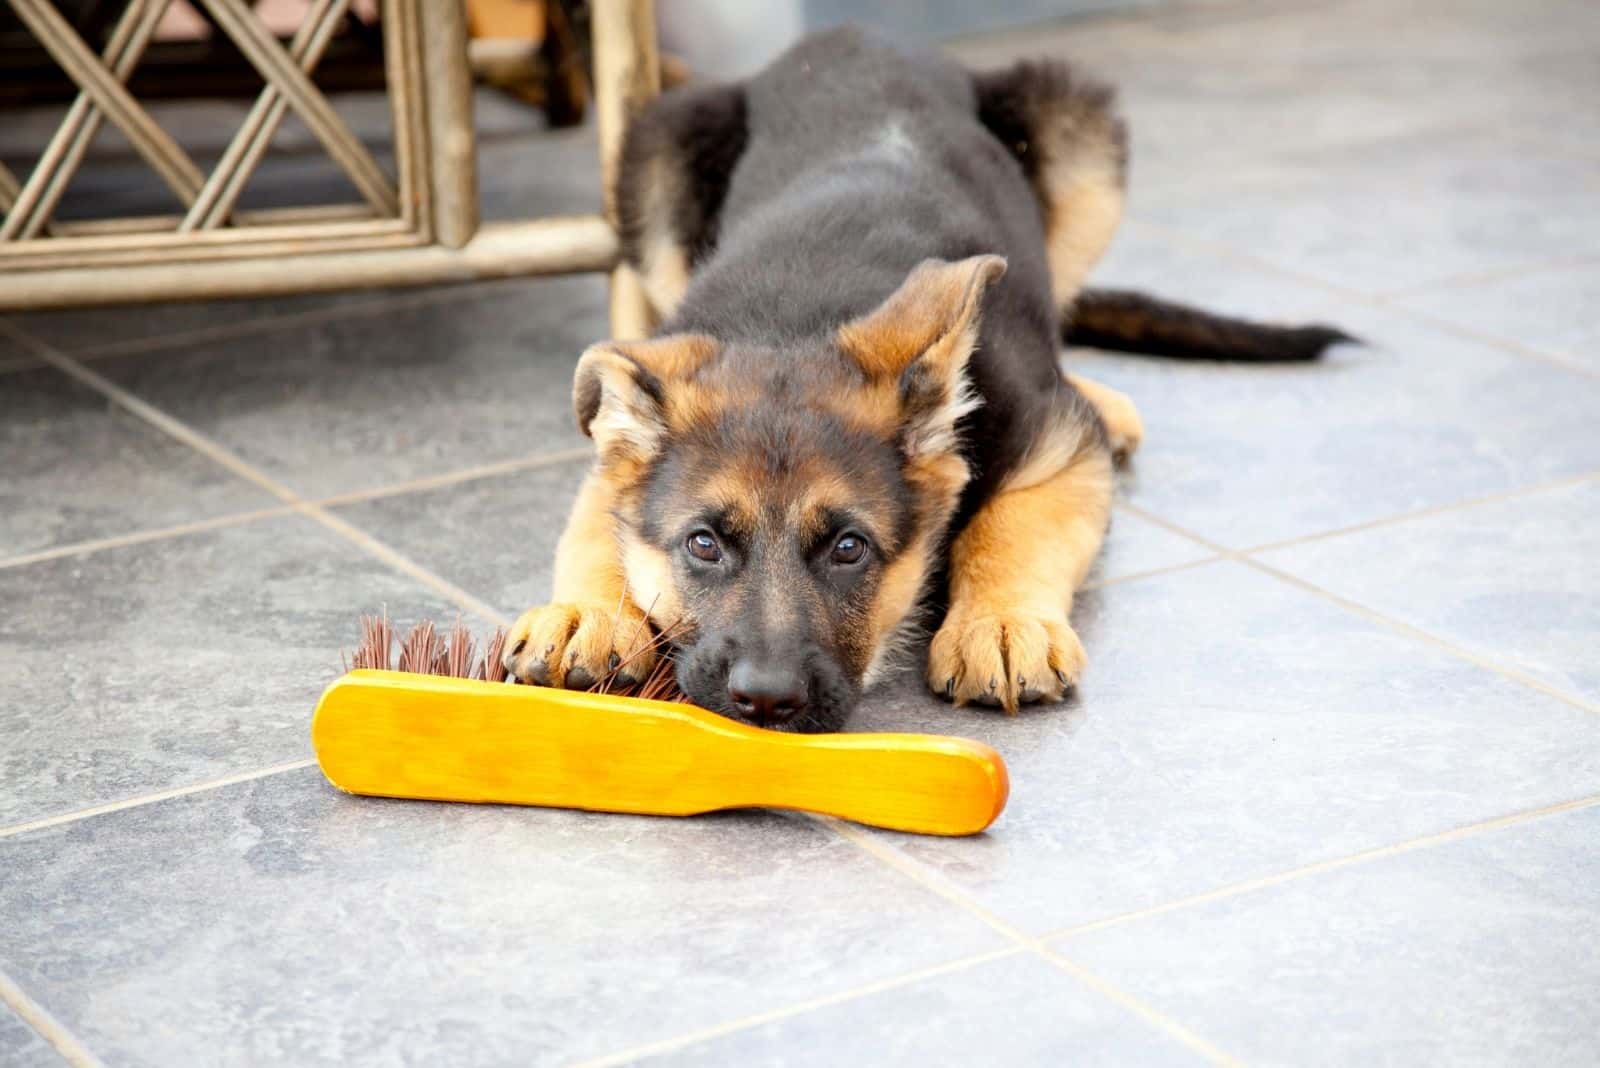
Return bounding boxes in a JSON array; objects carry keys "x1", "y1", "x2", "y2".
[
  {"x1": 482, "y1": 628, "x2": 509, "y2": 683},
  {"x1": 345, "y1": 611, "x2": 395, "y2": 672},
  {"x1": 442, "y1": 620, "x2": 476, "y2": 680},
  {"x1": 397, "y1": 620, "x2": 441, "y2": 675},
  {"x1": 344, "y1": 613, "x2": 688, "y2": 703}
]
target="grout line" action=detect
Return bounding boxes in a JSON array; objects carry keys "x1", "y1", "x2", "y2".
[
  {"x1": 1081, "y1": 551, "x2": 1226, "y2": 593},
  {"x1": 569, "y1": 947, "x2": 1025, "y2": 1068},
  {"x1": 1111, "y1": 502, "x2": 1227, "y2": 552},
  {"x1": 310, "y1": 447, "x2": 594, "y2": 509},
  {"x1": 816, "y1": 816, "x2": 1244, "y2": 1066},
  {"x1": 815, "y1": 818, "x2": 1033, "y2": 941},
  {"x1": 0, "y1": 447, "x2": 594, "y2": 576},
  {"x1": 577, "y1": 792, "x2": 1600, "y2": 1067},
  {"x1": 298, "y1": 505, "x2": 509, "y2": 626},
  {"x1": 1381, "y1": 253, "x2": 1600, "y2": 298},
  {"x1": 1241, "y1": 554, "x2": 1600, "y2": 714},
  {"x1": 0, "y1": 506, "x2": 295, "y2": 572},
  {"x1": 1121, "y1": 217, "x2": 1600, "y2": 381},
  {"x1": 1122, "y1": 217, "x2": 1368, "y2": 302},
  {"x1": 1, "y1": 321, "x2": 513, "y2": 627},
  {"x1": 1040, "y1": 792, "x2": 1600, "y2": 943},
  {"x1": 1235, "y1": 470, "x2": 1600, "y2": 556},
  {"x1": 1370, "y1": 302, "x2": 1600, "y2": 380},
  {"x1": 0, "y1": 759, "x2": 317, "y2": 841},
  {"x1": 1112, "y1": 500, "x2": 1600, "y2": 716},
  {"x1": 0, "y1": 971, "x2": 103, "y2": 1068},
  {"x1": 4, "y1": 324, "x2": 300, "y2": 505},
  {"x1": 0, "y1": 272, "x2": 538, "y2": 376},
  {"x1": 1027, "y1": 941, "x2": 1241, "y2": 1065}
]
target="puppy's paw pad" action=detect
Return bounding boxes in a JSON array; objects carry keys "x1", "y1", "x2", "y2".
[
  {"x1": 926, "y1": 609, "x2": 1085, "y2": 712},
  {"x1": 503, "y1": 600, "x2": 656, "y2": 689}
]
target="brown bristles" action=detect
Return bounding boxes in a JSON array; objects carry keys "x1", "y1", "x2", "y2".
[
  {"x1": 397, "y1": 620, "x2": 442, "y2": 675},
  {"x1": 345, "y1": 611, "x2": 394, "y2": 672},
  {"x1": 481, "y1": 628, "x2": 509, "y2": 683},
  {"x1": 343, "y1": 613, "x2": 689, "y2": 704},
  {"x1": 441, "y1": 620, "x2": 476, "y2": 679}
]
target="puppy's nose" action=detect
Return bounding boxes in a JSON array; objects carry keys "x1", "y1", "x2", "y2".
[{"x1": 727, "y1": 659, "x2": 808, "y2": 725}]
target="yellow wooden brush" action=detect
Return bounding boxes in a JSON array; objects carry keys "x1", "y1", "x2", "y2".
[{"x1": 311, "y1": 617, "x2": 1009, "y2": 836}]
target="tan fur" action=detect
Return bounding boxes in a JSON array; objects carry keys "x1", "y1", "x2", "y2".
[
  {"x1": 1044, "y1": 166, "x2": 1124, "y2": 308},
  {"x1": 1032, "y1": 93, "x2": 1127, "y2": 308},
  {"x1": 575, "y1": 334, "x2": 719, "y2": 460},
  {"x1": 1067, "y1": 373, "x2": 1143, "y2": 461},
  {"x1": 837, "y1": 256, "x2": 1005, "y2": 462},
  {"x1": 608, "y1": 265, "x2": 659, "y2": 341},
  {"x1": 632, "y1": 155, "x2": 695, "y2": 323},
  {"x1": 637, "y1": 235, "x2": 692, "y2": 321},
  {"x1": 505, "y1": 470, "x2": 660, "y2": 685},
  {"x1": 862, "y1": 530, "x2": 936, "y2": 684},
  {"x1": 999, "y1": 392, "x2": 1100, "y2": 494},
  {"x1": 838, "y1": 257, "x2": 1003, "y2": 379},
  {"x1": 927, "y1": 443, "x2": 1112, "y2": 711},
  {"x1": 620, "y1": 535, "x2": 684, "y2": 629}
]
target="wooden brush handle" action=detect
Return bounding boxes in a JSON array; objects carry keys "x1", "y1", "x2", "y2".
[{"x1": 312, "y1": 670, "x2": 1008, "y2": 836}]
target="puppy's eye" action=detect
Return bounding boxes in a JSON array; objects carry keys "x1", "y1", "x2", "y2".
[
  {"x1": 830, "y1": 533, "x2": 868, "y2": 566},
  {"x1": 686, "y1": 530, "x2": 723, "y2": 563}
]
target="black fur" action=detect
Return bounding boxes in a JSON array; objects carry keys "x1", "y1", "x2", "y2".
[
  {"x1": 972, "y1": 58, "x2": 1129, "y2": 198},
  {"x1": 615, "y1": 81, "x2": 747, "y2": 269},
  {"x1": 618, "y1": 37, "x2": 1346, "y2": 375},
  {"x1": 660, "y1": 28, "x2": 1065, "y2": 521},
  {"x1": 1066, "y1": 288, "x2": 1355, "y2": 361}
]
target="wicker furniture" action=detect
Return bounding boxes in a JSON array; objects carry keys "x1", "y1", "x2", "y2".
[{"x1": 0, "y1": 0, "x2": 658, "y2": 338}]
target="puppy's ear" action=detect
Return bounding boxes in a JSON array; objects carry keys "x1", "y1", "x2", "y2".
[
  {"x1": 573, "y1": 334, "x2": 717, "y2": 457},
  {"x1": 837, "y1": 255, "x2": 1007, "y2": 458}
]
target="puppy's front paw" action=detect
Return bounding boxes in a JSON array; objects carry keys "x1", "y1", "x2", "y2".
[
  {"x1": 926, "y1": 607, "x2": 1085, "y2": 712},
  {"x1": 502, "y1": 600, "x2": 657, "y2": 689}
]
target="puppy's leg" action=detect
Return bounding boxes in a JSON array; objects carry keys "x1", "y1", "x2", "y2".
[
  {"x1": 503, "y1": 470, "x2": 658, "y2": 689},
  {"x1": 616, "y1": 81, "x2": 747, "y2": 326},
  {"x1": 973, "y1": 60, "x2": 1127, "y2": 309},
  {"x1": 927, "y1": 436, "x2": 1113, "y2": 711},
  {"x1": 1066, "y1": 372, "x2": 1143, "y2": 461}
]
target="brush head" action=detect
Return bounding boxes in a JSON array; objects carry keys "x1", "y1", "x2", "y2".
[{"x1": 344, "y1": 610, "x2": 687, "y2": 703}]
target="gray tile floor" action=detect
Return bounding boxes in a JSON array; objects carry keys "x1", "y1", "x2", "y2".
[{"x1": 2, "y1": 0, "x2": 1597, "y2": 1064}]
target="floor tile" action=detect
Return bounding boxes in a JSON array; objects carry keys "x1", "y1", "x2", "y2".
[
  {"x1": 1397, "y1": 262, "x2": 1600, "y2": 374},
  {"x1": 1080, "y1": 225, "x2": 1336, "y2": 323},
  {"x1": 327, "y1": 457, "x2": 591, "y2": 619},
  {"x1": 1056, "y1": 802, "x2": 1600, "y2": 1067},
  {"x1": 849, "y1": 560, "x2": 1600, "y2": 934},
  {"x1": 0, "y1": 1001, "x2": 57, "y2": 1068},
  {"x1": 0, "y1": 514, "x2": 460, "y2": 829},
  {"x1": 1259, "y1": 478, "x2": 1600, "y2": 705},
  {"x1": 647, "y1": 953, "x2": 1201, "y2": 1067},
  {"x1": 9, "y1": 289, "x2": 404, "y2": 360},
  {"x1": 0, "y1": 332, "x2": 37, "y2": 374},
  {"x1": 0, "y1": 366, "x2": 279, "y2": 560},
  {"x1": 0, "y1": 768, "x2": 1004, "y2": 1067},
  {"x1": 92, "y1": 274, "x2": 604, "y2": 499},
  {"x1": 968, "y1": 0, "x2": 1600, "y2": 214},
  {"x1": 1132, "y1": 127, "x2": 1600, "y2": 294},
  {"x1": 477, "y1": 125, "x2": 603, "y2": 222},
  {"x1": 1090, "y1": 509, "x2": 1214, "y2": 586},
  {"x1": 1066, "y1": 300, "x2": 1600, "y2": 547}
]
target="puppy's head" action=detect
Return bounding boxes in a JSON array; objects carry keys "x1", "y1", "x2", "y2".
[{"x1": 575, "y1": 255, "x2": 1004, "y2": 730}]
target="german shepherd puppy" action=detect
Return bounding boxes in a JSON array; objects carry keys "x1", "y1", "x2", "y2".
[{"x1": 503, "y1": 28, "x2": 1347, "y2": 731}]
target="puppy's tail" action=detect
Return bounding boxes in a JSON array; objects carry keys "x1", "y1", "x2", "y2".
[
  {"x1": 1064, "y1": 288, "x2": 1354, "y2": 361},
  {"x1": 1065, "y1": 288, "x2": 1355, "y2": 361}
]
